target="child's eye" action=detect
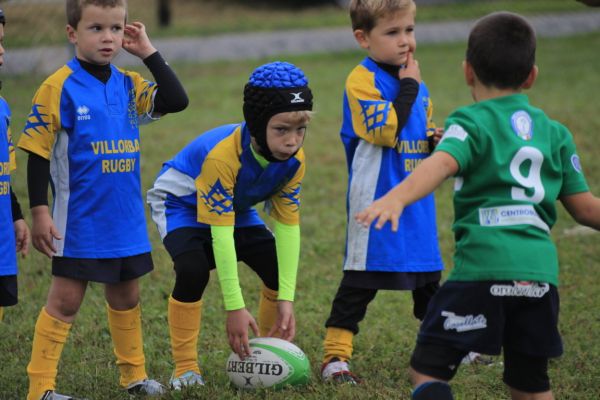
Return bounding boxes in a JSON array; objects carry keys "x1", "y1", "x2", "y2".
[{"x1": 111, "y1": 26, "x2": 123, "y2": 33}]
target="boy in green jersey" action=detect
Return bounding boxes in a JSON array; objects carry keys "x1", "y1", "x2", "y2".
[{"x1": 357, "y1": 11, "x2": 600, "y2": 400}]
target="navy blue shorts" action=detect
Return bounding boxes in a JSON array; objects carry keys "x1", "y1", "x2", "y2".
[
  {"x1": 0, "y1": 275, "x2": 18, "y2": 306},
  {"x1": 416, "y1": 280, "x2": 562, "y2": 357},
  {"x1": 52, "y1": 252, "x2": 154, "y2": 283}
]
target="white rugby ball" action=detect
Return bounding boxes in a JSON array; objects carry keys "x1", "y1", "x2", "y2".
[{"x1": 226, "y1": 337, "x2": 311, "y2": 389}]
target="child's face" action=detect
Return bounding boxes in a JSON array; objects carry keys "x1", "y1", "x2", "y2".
[
  {"x1": 0, "y1": 24, "x2": 4, "y2": 67},
  {"x1": 265, "y1": 112, "x2": 308, "y2": 161},
  {"x1": 67, "y1": 4, "x2": 126, "y2": 65},
  {"x1": 357, "y1": 10, "x2": 416, "y2": 66}
]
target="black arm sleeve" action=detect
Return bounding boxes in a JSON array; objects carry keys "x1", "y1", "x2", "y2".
[
  {"x1": 10, "y1": 187, "x2": 23, "y2": 221},
  {"x1": 393, "y1": 77, "x2": 420, "y2": 136},
  {"x1": 27, "y1": 152, "x2": 50, "y2": 208},
  {"x1": 143, "y1": 51, "x2": 189, "y2": 114}
]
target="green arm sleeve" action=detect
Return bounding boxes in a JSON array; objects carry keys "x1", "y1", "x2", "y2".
[
  {"x1": 274, "y1": 221, "x2": 300, "y2": 301},
  {"x1": 211, "y1": 225, "x2": 244, "y2": 310}
]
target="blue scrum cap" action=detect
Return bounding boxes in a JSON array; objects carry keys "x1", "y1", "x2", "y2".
[{"x1": 243, "y1": 61, "x2": 313, "y2": 161}]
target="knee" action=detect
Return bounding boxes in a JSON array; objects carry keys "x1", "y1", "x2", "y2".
[{"x1": 47, "y1": 294, "x2": 82, "y2": 319}]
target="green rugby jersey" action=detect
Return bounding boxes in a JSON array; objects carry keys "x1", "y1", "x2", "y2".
[{"x1": 436, "y1": 94, "x2": 588, "y2": 285}]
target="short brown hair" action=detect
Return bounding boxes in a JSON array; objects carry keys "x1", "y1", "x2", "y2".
[
  {"x1": 349, "y1": 0, "x2": 415, "y2": 32},
  {"x1": 467, "y1": 12, "x2": 536, "y2": 89},
  {"x1": 66, "y1": 0, "x2": 127, "y2": 28}
]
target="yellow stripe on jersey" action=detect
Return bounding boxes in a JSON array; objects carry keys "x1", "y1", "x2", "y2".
[
  {"x1": 266, "y1": 150, "x2": 304, "y2": 225},
  {"x1": 7, "y1": 127, "x2": 16, "y2": 172},
  {"x1": 425, "y1": 97, "x2": 437, "y2": 137},
  {"x1": 18, "y1": 65, "x2": 72, "y2": 160},
  {"x1": 121, "y1": 69, "x2": 158, "y2": 116},
  {"x1": 195, "y1": 128, "x2": 243, "y2": 226},
  {"x1": 346, "y1": 65, "x2": 399, "y2": 147}
]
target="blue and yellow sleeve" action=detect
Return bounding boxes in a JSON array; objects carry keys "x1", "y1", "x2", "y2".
[{"x1": 346, "y1": 65, "x2": 399, "y2": 147}]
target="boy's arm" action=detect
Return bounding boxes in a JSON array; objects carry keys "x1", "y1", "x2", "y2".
[
  {"x1": 356, "y1": 151, "x2": 458, "y2": 231},
  {"x1": 10, "y1": 188, "x2": 29, "y2": 257},
  {"x1": 142, "y1": 51, "x2": 188, "y2": 114},
  {"x1": 273, "y1": 221, "x2": 300, "y2": 302},
  {"x1": 560, "y1": 192, "x2": 600, "y2": 229}
]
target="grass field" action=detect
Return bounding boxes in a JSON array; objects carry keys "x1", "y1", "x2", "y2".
[
  {"x1": 1, "y1": 30, "x2": 600, "y2": 399},
  {"x1": 1, "y1": 0, "x2": 589, "y2": 47}
]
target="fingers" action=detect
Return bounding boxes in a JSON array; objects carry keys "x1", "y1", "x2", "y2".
[
  {"x1": 249, "y1": 317, "x2": 259, "y2": 338},
  {"x1": 17, "y1": 232, "x2": 30, "y2": 257}
]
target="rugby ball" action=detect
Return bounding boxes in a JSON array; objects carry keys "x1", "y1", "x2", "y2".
[{"x1": 226, "y1": 337, "x2": 311, "y2": 389}]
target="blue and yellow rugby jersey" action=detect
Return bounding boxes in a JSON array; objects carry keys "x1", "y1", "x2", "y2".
[
  {"x1": 341, "y1": 57, "x2": 443, "y2": 272},
  {"x1": 17, "y1": 58, "x2": 158, "y2": 258},
  {"x1": 0, "y1": 97, "x2": 17, "y2": 275},
  {"x1": 148, "y1": 123, "x2": 303, "y2": 239}
]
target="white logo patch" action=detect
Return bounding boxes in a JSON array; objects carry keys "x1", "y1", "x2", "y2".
[
  {"x1": 571, "y1": 154, "x2": 582, "y2": 173},
  {"x1": 511, "y1": 111, "x2": 533, "y2": 141},
  {"x1": 290, "y1": 92, "x2": 305, "y2": 104},
  {"x1": 77, "y1": 105, "x2": 91, "y2": 121},
  {"x1": 442, "y1": 311, "x2": 487, "y2": 332},
  {"x1": 479, "y1": 204, "x2": 550, "y2": 233},
  {"x1": 440, "y1": 124, "x2": 468, "y2": 143},
  {"x1": 490, "y1": 281, "x2": 550, "y2": 298}
]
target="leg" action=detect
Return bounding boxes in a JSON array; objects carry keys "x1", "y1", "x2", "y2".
[
  {"x1": 503, "y1": 348, "x2": 554, "y2": 400},
  {"x1": 412, "y1": 280, "x2": 439, "y2": 321},
  {"x1": 409, "y1": 342, "x2": 464, "y2": 400},
  {"x1": 27, "y1": 276, "x2": 87, "y2": 400},
  {"x1": 169, "y1": 250, "x2": 210, "y2": 384},
  {"x1": 105, "y1": 278, "x2": 147, "y2": 388}
]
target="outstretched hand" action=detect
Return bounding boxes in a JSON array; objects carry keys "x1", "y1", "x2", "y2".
[
  {"x1": 266, "y1": 301, "x2": 296, "y2": 341},
  {"x1": 123, "y1": 22, "x2": 157, "y2": 59},
  {"x1": 226, "y1": 308, "x2": 259, "y2": 360},
  {"x1": 355, "y1": 194, "x2": 405, "y2": 232},
  {"x1": 31, "y1": 206, "x2": 62, "y2": 258}
]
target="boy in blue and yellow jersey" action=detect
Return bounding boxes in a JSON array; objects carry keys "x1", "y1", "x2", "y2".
[
  {"x1": 357, "y1": 12, "x2": 600, "y2": 400},
  {"x1": 321, "y1": 0, "x2": 444, "y2": 383},
  {"x1": 0, "y1": 8, "x2": 30, "y2": 323},
  {"x1": 17, "y1": 0, "x2": 188, "y2": 399},
  {"x1": 147, "y1": 61, "x2": 312, "y2": 389}
]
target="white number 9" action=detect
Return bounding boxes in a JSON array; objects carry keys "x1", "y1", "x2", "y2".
[{"x1": 509, "y1": 146, "x2": 545, "y2": 204}]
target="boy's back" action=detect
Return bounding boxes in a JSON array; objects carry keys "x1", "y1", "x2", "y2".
[{"x1": 438, "y1": 94, "x2": 588, "y2": 284}]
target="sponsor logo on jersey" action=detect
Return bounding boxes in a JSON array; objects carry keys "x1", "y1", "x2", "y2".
[
  {"x1": 511, "y1": 110, "x2": 533, "y2": 141},
  {"x1": 571, "y1": 154, "x2": 582, "y2": 173},
  {"x1": 479, "y1": 204, "x2": 550, "y2": 232},
  {"x1": 290, "y1": 92, "x2": 305, "y2": 104},
  {"x1": 490, "y1": 281, "x2": 549, "y2": 298},
  {"x1": 442, "y1": 311, "x2": 487, "y2": 332},
  {"x1": 77, "y1": 105, "x2": 91, "y2": 121}
]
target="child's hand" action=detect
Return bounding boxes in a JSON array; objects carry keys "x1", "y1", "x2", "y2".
[
  {"x1": 355, "y1": 194, "x2": 405, "y2": 232},
  {"x1": 123, "y1": 22, "x2": 157, "y2": 59},
  {"x1": 431, "y1": 127, "x2": 444, "y2": 148},
  {"x1": 399, "y1": 52, "x2": 421, "y2": 83},
  {"x1": 267, "y1": 301, "x2": 296, "y2": 341},
  {"x1": 31, "y1": 205, "x2": 62, "y2": 258},
  {"x1": 14, "y1": 219, "x2": 30, "y2": 258},
  {"x1": 226, "y1": 308, "x2": 259, "y2": 360}
]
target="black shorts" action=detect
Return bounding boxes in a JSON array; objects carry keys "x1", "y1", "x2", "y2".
[
  {"x1": 52, "y1": 252, "x2": 154, "y2": 283},
  {"x1": 415, "y1": 280, "x2": 562, "y2": 357},
  {"x1": 0, "y1": 275, "x2": 18, "y2": 307},
  {"x1": 163, "y1": 225, "x2": 275, "y2": 262}
]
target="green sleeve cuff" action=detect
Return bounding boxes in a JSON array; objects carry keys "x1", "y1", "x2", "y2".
[
  {"x1": 274, "y1": 221, "x2": 300, "y2": 301},
  {"x1": 211, "y1": 225, "x2": 245, "y2": 310}
]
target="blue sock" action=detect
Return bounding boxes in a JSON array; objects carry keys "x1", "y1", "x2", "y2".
[{"x1": 412, "y1": 381, "x2": 454, "y2": 400}]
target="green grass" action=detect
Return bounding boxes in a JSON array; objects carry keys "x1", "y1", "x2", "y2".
[
  {"x1": 2, "y1": 32, "x2": 600, "y2": 399},
  {"x1": 1, "y1": 0, "x2": 590, "y2": 48}
]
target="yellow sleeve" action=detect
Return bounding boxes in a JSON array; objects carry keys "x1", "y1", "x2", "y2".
[
  {"x1": 425, "y1": 97, "x2": 437, "y2": 137},
  {"x1": 126, "y1": 70, "x2": 158, "y2": 117},
  {"x1": 17, "y1": 77, "x2": 65, "y2": 159},
  {"x1": 346, "y1": 65, "x2": 399, "y2": 148},
  {"x1": 266, "y1": 151, "x2": 304, "y2": 225},
  {"x1": 196, "y1": 158, "x2": 238, "y2": 226},
  {"x1": 7, "y1": 127, "x2": 16, "y2": 172}
]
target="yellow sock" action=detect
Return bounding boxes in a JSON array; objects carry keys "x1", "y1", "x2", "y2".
[
  {"x1": 27, "y1": 307, "x2": 71, "y2": 400},
  {"x1": 323, "y1": 327, "x2": 354, "y2": 364},
  {"x1": 107, "y1": 303, "x2": 147, "y2": 387},
  {"x1": 168, "y1": 296, "x2": 202, "y2": 377},
  {"x1": 258, "y1": 285, "x2": 279, "y2": 337}
]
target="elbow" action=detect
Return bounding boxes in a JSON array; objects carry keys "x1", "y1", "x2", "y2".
[{"x1": 171, "y1": 93, "x2": 189, "y2": 112}]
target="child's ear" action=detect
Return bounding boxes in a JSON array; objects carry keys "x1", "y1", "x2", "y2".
[
  {"x1": 521, "y1": 65, "x2": 538, "y2": 89},
  {"x1": 463, "y1": 61, "x2": 475, "y2": 86},
  {"x1": 66, "y1": 24, "x2": 77, "y2": 44},
  {"x1": 353, "y1": 29, "x2": 370, "y2": 49}
]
